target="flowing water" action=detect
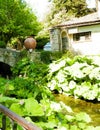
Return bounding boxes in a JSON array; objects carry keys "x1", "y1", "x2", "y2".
[{"x1": 55, "y1": 94, "x2": 100, "y2": 126}]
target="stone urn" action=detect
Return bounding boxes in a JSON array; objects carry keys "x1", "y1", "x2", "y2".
[{"x1": 24, "y1": 37, "x2": 36, "y2": 52}]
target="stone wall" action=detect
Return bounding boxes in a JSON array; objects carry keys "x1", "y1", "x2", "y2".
[
  {"x1": 50, "y1": 28, "x2": 61, "y2": 51},
  {"x1": 27, "y1": 51, "x2": 41, "y2": 62},
  {"x1": 0, "y1": 48, "x2": 21, "y2": 66}
]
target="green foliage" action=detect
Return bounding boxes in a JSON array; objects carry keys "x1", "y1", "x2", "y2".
[
  {"x1": 47, "y1": 55, "x2": 100, "y2": 101},
  {"x1": 40, "y1": 51, "x2": 52, "y2": 64},
  {"x1": 12, "y1": 58, "x2": 48, "y2": 78},
  {"x1": 25, "y1": 98, "x2": 44, "y2": 116},
  {"x1": 0, "y1": 55, "x2": 100, "y2": 129},
  {"x1": 52, "y1": 0, "x2": 94, "y2": 17},
  {"x1": 45, "y1": 0, "x2": 95, "y2": 27},
  {"x1": 0, "y1": 78, "x2": 14, "y2": 96},
  {"x1": 0, "y1": 0, "x2": 41, "y2": 44},
  {"x1": 36, "y1": 35, "x2": 49, "y2": 49},
  {"x1": 10, "y1": 98, "x2": 44, "y2": 116},
  {"x1": 0, "y1": 41, "x2": 6, "y2": 48},
  {"x1": 50, "y1": 51, "x2": 63, "y2": 61},
  {"x1": 1, "y1": 94, "x2": 99, "y2": 129},
  {"x1": 0, "y1": 96, "x2": 18, "y2": 106},
  {"x1": 11, "y1": 58, "x2": 52, "y2": 100},
  {"x1": 75, "y1": 112, "x2": 91, "y2": 123},
  {"x1": 40, "y1": 51, "x2": 63, "y2": 64}
]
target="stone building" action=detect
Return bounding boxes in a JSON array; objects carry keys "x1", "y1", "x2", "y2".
[{"x1": 50, "y1": 0, "x2": 100, "y2": 55}]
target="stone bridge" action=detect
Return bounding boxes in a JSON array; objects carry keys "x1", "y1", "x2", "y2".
[
  {"x1": 0, "y1": 48, "x2": 40, "y2": 78},
  {"x1": 0, "y1": 48, "x2": 22, "y2": 67}
]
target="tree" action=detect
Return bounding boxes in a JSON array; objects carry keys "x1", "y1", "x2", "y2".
[
  {"x1": 0, "y1": 0, "x2": 41, "y2": 44},
  {"x1": 45, "y1": 0, "x2": 95, "y2": 27}
]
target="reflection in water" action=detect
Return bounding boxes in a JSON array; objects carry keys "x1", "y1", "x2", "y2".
[{"x1": 55, "y1": 94, "x2": 100, "y2": 126}]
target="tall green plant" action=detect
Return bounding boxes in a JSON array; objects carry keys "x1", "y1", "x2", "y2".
[{"x1": 11, "y1": 58, "x2": 52, "y2": 100}]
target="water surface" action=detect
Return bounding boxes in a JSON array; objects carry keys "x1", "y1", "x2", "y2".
[{"x1": 55, "y1": 94, "x2": 100, "y2": 126}]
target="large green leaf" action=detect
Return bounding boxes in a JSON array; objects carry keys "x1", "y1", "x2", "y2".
[
  {"x1": 70, "y1": 125, "x2": 79, "y2": 130},
  {"x1": 0, "y1": 96, "x2": 18, "y2": 105},
  {"x1": 10, "y1": 103, "x2": 25, "y2": 116},
  {"x1": 75, "y1": 112, "x2": 91, "y2": 123},
  {"x1": 78, "y1": 122, "x2": 87, "y2": 129},
  {"x1": 89, "y1": 67, "x2": 100, "y2": 80},
  {"x1": 25, "y1": 98, "x2": 44, "y2": 116}
]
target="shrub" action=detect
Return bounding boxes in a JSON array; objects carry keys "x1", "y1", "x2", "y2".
[
  {"x1": 36, "y1": 35, "x2": 49, "y2": 49},
  {"x1": 47, "y1": 55, "x2": 100, "y2": 101},
  {"x1": 0, "y1": 41, "x2": 6, "y2": 48},
  {"x1": 40, "y1": 51, "x2": 52, "y2": 63}
]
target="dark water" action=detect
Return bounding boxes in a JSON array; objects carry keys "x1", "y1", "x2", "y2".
[{"x1": 55, "y1": 94, "x2": 100, "y2": 126}]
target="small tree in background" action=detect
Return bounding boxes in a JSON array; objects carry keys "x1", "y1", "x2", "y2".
[
  {"x1": 0, "y1": 0, "x2": 42, "y2": 46},
  {"x1": 44, "y1": 0, "x2": 95, "y2": 27}
]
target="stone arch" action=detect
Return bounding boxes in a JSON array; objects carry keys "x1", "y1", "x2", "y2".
[
  {"x1": 61, "y1": 31, "x2": 69, "y2": 52},
  {"x1": 0, "y1": 48, "x2": 21, "y2": 67}
]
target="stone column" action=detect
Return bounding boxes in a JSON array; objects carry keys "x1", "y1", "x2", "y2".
[{"x1": 50, "y1": 28, "x2": 61, "y2": 51}]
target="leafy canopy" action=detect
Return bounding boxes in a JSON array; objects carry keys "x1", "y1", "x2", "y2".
[
  {"x1": 0, "y1": 0, "x2": 41, "y2": 43},
  {"x1": 45, "y1": 0, "x2": 95, "y2": 26}
]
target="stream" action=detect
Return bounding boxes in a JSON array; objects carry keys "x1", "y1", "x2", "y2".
[{"x1": 55, "y1": 94, "x2": 100, "y2": 126}]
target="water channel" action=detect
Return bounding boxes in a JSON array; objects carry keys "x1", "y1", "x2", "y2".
[{"x1": 55, "y1": 94, "x2": 100, "y2": 126}]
